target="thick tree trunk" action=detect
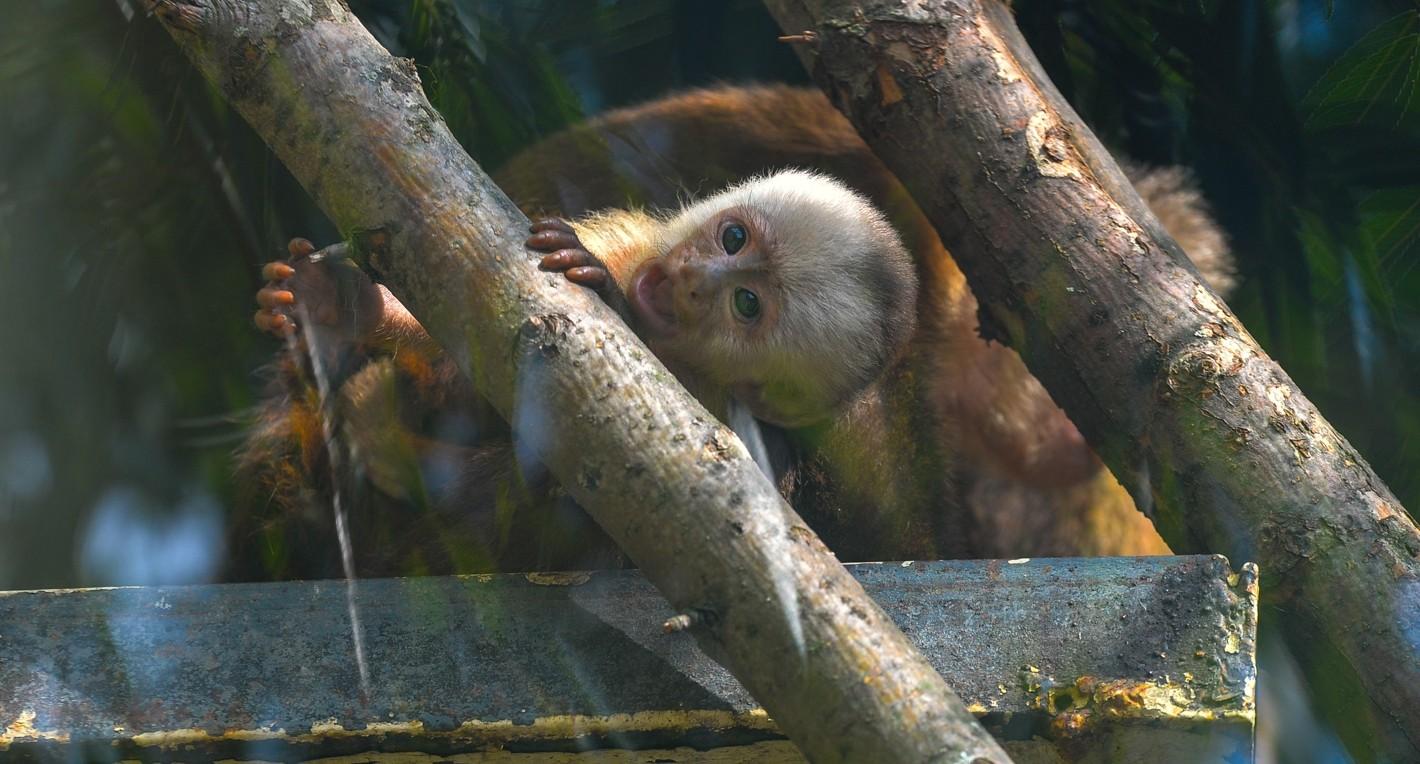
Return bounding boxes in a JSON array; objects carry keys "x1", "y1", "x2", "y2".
[
  {"x1": 146, "y1": 1, "x2": 1009, "y2": 761},
  {"x1": 764, "y1": 0, "x2": 1420, "y2": 756}
]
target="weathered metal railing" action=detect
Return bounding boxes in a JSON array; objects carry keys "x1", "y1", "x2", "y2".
[{"x1": 1, "y1": 556, "x2": 1255, "y2": 762}]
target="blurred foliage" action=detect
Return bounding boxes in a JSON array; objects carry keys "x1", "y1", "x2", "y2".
[
  {"x1": 1, "y1": 0, "x2": 1415, "y2": 760},
  {"x1": 0, "y1": 0, "x2": 291, "y2": 588},
  {"x1": 1016, "y1": 0, "x2": 1420, "y2": 526},
  {"x1": 0, "y1": 0, "x2": 803, "y2": 590},
  {"x1": 350, "y1": 0, "x2": 805, "y2": 164}
]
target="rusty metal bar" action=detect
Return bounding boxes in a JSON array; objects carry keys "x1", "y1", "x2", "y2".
[{"x1": 0, "y1": 556, "x2": 1256, "y2": 762}]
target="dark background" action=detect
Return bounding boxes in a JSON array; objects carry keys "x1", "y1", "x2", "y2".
[{"x1": 0, "y1": 2, "x2": 1415, "y2": 760}]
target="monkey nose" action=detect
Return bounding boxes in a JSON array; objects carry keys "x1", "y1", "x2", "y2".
[{"x1": 674, "y1": 268, "x2": 711, "y2": 311}]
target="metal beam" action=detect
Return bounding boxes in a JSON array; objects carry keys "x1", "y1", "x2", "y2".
[{"x1": 0, "y1": 555, "x2": 1255, "y2": 762}]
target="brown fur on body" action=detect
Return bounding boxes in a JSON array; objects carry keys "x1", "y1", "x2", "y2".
[
  {"x1": 232, "y1": 85, "x2": 1234, "y2": 578},
  {"x1": 1123, "y1": 161, "x2": 1235, "y2": 296},
  {"x1": 230, "y1": 337, "x2": 624, "y2": 580},
  {"x1": 495, "y1": 85, "x2": 1236, "y2": 558}
]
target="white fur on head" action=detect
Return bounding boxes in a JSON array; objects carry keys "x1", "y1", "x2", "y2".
[{"x1": 662, "y1": 170, "x2": 918, "y2": 426}]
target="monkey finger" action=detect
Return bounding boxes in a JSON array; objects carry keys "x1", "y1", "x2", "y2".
[
  {"x1": 566, "y1": 266, "x2": 609, "y2": 289},
  {"x1": 529, "y1": 218, "x2": 575, "y2": 235},
  {"x1": 526, "y1": 228, "x2": 581, "y2": 253},
  {"x1": 287, "y1": 237, "x2": 317, "y2": 259},
  {"x1": 254, "y1": 310, "x2": 297, "y2": 336},
  {"x1": 262, "y1": 261, "x2": 296, "y2": 281},
  {"x1": 538, "y1": 248, "x2": 595, "y2": 272},
  {"x1": 257, "y1": 287, "x2": 296, "y2": 308}
]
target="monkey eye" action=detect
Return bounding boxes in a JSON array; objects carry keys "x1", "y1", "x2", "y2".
[
  {"x1": 732, "y1": 287, "x2": 760, "y2": 321},
  {"x1": 721, "y1": 223, "x2": 748, "y2": 255}
]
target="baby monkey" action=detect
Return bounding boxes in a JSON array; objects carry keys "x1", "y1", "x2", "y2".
[{"x1": 255, "y1": 170, "x2": 918, "y2": 431}]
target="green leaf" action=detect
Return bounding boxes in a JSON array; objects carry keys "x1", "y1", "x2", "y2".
[
  {"x1": 1358, "y1": 186, "x2": 1420, "y2": 319},
  {"x1": 1303, "y1": 11, "x2": 1420, "y2": 133}
]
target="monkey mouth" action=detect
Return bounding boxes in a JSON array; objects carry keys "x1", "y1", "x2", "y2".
[{"x1": 630, "y1": 262, "x2": 678, "y2": 336}]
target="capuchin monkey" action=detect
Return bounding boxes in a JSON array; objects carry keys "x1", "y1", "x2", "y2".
[
  {"x1": 257, "y1": 171, "x2": 915, "y2": 479},
  {"x1": 242, "y1": 170, "x2": 924, "y2": 577},
  {"x1": 231, "y1": 85, "x2": 1234, "y2": 580}
]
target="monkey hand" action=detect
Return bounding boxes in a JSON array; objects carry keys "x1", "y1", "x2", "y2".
[
  {"x1": 528, "y1": 218, "x2": 615, "y2": 290},
  {"x1": 253, "y1": 238, "x2": 384, "y2": 346},
  {"x1": 528, "y1": 218, "x2": 634, "y2": 320}
]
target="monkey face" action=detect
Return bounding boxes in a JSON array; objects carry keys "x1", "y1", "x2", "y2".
[
  {"x1": 627, "y1": 204, "x2": 843, "y2": 427},
  {"x1": 633, "y1": 171, "x2": 919, "y2": 428},
  {"x1": 627, "y1": 205, "x2": 780, "y2": 346}
]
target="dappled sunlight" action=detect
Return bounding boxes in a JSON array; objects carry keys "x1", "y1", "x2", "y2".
[{"x1": 78, "y1": 486, "x2": 224, "y2": 586}]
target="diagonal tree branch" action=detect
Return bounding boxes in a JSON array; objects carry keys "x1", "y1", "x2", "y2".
[
  {"x1": 145, "y1": 0, "x2": 1010, "y2": 760},
  {"x1": 764, "y1": 0, "x2": 1420, "y2": 757}
]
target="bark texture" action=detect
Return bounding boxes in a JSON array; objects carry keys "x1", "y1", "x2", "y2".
[
  {"x1": 147, "y1": 1, "x2": 1009, "y2": 761},
  {"x1": 764, "y1": 0, "x2": 1420, "y2": 756}
]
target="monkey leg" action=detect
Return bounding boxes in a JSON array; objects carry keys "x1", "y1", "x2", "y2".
[
  {"x1": 257, "y1": 237, "x2": 445, "y2": 363},
  {"x1": 253, "y1": 238, "x2": 378, "y2": 337}
]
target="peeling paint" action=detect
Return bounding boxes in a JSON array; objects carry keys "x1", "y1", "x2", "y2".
[
  {"x1": 205, "y1": 740, "x2": 805, "y2": 763},
  {"x1": 524, "y1": 572, "x2": 592, "y2": 587},
  {"x1": 2, "y1": 710, "x2": 69, "y2": 749},
  {"x1": 45, "y1": 710, "x2": 781, "y2": 753},
  {"x1": 0, "y1": 585, "x2": 136, "y2": 598},
  {"x1": 1034, "y1": 674, "x2": 1254, "y2": 739}
]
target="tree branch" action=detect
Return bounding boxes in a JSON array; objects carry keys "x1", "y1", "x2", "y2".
[
  {"x1": 146, "y1": 0, "x2": 1010, "y2": 760},
  {"x1": 764, "y1": 0, "x2": 1420, "y2": 756}
]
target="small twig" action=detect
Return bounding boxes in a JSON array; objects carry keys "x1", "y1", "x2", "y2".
[
  {"x1": 777, "y1": 31, "x2": 819, "y2": 45},
  {"x1": 662, "y1": 612, "x2": 699, "y2": 633}
]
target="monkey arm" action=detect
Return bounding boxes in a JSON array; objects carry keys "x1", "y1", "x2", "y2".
[
  {"x1": 365, "y1": 285, "x2": 445, "y2": 357},
  {"x1": 528, "y1": 215, "x2": 654, "y2": 323},
  {"x1": 564, "y1": 209, "x2": 663, "y2": 288}
]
